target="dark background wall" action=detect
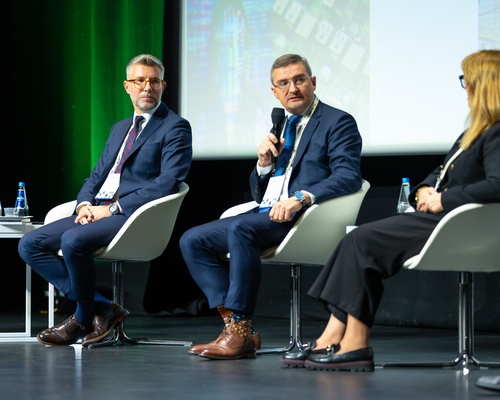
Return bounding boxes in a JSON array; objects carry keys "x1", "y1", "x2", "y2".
[{"x1": 3, "y1": 0, "x2": 499, "y2": 331}]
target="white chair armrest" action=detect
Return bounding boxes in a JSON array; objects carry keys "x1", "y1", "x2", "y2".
[{"x1": 44, "y1": 200, "x2": 77, "y2": 224}]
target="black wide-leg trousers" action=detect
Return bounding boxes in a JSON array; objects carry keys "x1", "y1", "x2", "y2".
[{"x1": 308, "y1": 213, "x2": 438, "y2": 327}]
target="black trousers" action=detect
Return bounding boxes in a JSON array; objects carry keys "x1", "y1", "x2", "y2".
[{"x1": 308, "y1": 213, "x2": 438, "y2": 327}]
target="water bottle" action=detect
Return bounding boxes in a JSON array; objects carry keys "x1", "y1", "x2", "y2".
[
  {"x1": 397, "y1": 177, "x2": 411, "y2": 213},
  {"x1": 14, "y1": 181, "x2": 29, "y2": 217}
]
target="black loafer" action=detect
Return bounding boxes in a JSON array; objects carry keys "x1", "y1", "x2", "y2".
[
  {"x1": 305, "y1": 345, "x2": 374, "y2": 372},
  {"x1": 281, "y1": 341, "x2": 332, "y2": 368}
]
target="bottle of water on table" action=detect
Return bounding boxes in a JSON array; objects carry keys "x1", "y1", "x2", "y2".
[
  {"x1": 14, "y1": 181, "x2": 29, "y2": 217},
  {"x1": 397, "y1": 177, "x2": 411, "y2": 213}
]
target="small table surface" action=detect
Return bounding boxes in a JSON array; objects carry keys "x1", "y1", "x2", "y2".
[{"x1": 0, "y1": 221, "x2": 39, "y2": 237}]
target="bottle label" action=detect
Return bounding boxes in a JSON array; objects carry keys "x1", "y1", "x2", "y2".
[
  {"x1": 15, "y1": 188, "x2": 28, "y2": 216},
  {"x1": 15, "y1": 192, "x2": 26, "y2": 208}
]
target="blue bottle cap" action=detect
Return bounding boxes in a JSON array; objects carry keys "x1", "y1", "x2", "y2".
[{"x1": 402, "y1": 177, "x2": 410, "y2": 183}]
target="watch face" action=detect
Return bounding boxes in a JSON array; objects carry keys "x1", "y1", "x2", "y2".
[
  {"x1": 294, "y1": 191, "x2": 306, "y2": 206},
  {"x1": 109, "y1": 204, "x2": 117, "y2": 214}
]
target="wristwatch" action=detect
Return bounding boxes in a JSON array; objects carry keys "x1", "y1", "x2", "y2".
[
  {"x1": 109, "y1": 203, "x2": 119, "y2": 215},
  {"x1": 293, "y1": 191, "x2": 307, "y2": 207}
]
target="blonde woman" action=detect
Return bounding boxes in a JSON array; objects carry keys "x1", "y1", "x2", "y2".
[{"x1": 282, "y1": 49, "x2": 500, "y2": 371}]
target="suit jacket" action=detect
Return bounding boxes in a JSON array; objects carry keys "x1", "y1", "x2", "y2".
[
  {"x1": 77, "y1": 102, "x2": 192, "y2": 217},
  {"x1": 250, "y1": 100, "x2": 363, "y2": 204},
  {"x1": 409, "y1": 120, "x2": 500, "y2": 220}
]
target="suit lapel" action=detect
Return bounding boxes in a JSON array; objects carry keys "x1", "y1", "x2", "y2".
[
  {"x1": 102, "y1": 119, "x2": 133, "y2": 174},
  {"x1": 123, "y1": 103, "x2": 168, "y2": 161}
]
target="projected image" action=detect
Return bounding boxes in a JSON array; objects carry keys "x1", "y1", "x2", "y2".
[
  {"x1": 272, "y1": 0, "x2": 369, "y2": 134},
  {"x1": 479, "y1": 0, "x2": 500, "y2": 49},
  {"x1": 183, "y1": 0, "x2": 497, "y2": 158},
  {"x1": 183, "y1": 0, "x2": 369, "y2": 158},
  {"x1": 183, "y1": 0, "x2": 273, "y2": 157}
]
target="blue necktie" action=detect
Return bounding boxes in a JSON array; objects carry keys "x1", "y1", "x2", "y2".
[
  {"x1": 258, "y1": 114, "x2": 302, "y2": 213},
  {"x1": 274, "y1": 114, "x2": 302, "y2": 176}
]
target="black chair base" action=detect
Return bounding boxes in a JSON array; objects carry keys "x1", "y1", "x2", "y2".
[
  {"x1": 87, "y1": 261, "x2": 193, "y2": 349},
  {"x1": 87, "y1": 325, "x2": 193, "y2": 349},
  {"x1": 378, "y1": 351, "x2": 500, "y2": 370},
  {"x1": 378, "y1": 273, "x2": 500, "y2": 371},
  {"x1": 257, "y1": 265, "x2": 307, "y2": 355}
]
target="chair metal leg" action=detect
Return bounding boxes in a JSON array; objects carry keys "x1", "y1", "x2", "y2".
[
  {"x1": 379, "y1": 272, "x2": 500, "y2": 370},
  {"x1": 257, "y1": 264, "x2": 305, "y2": 355},
  {"x1": 87, "y1": 261, "x2": 193, "y2": 349}
]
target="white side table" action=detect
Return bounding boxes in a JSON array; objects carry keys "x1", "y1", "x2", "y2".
[{"x1": 0, "y1": 223, "x2": 55, "y2": 342}]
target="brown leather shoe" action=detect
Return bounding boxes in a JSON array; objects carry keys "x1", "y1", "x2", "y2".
[
  {"x1": 189, "y1": 331, "x2": 262, "y2": 355},
  {"x1": 37, "y1": 314, "x2": 92, "y2": 346},
  {"x1": 81, "y1": 303, "x2": 130, "y2": 346},
  {"x1": 199, "y1": 319, "x2": 256, "y2": 360}
]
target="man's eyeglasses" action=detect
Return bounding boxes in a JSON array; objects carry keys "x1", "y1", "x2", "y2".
[
  {"x1": 127, "y1": 78, "x2": 165, "y2": 90},
  {"x1": 459, "y1": 75, "x2": 466, "y2": 89},
  {"x1": 273, "y1": 76, "x2": 312, "y2": 91}
]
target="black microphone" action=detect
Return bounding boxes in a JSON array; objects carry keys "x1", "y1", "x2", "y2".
[{"x1": 271, "y1": 108, "x2": 285, "y2": 164}]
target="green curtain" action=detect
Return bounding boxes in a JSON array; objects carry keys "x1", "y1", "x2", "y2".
[{"x1": 60, "y1": 0, "x2": 164, "y2": 197}]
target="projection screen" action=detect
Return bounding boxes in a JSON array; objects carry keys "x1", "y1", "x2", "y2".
[{"x1": 181, "y1": 0, "x2": 499, "y2": 158}]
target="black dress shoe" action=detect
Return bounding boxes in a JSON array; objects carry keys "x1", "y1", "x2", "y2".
[
  {"x1": 37, "y1": 314, "x2": 92, "y2": 346},
  {"x1": 81, "y1": 303, "x2": 130, "y2": 346},
  {"x1": 281, "y1": 341, "x2": 332, "y2": 368},
  {"x1": 305, "y1": 345, "x2": 374, "y2": 372}
]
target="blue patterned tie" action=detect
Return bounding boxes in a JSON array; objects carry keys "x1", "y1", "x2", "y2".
[
  {"x1": 115, "y1": 115, "x2": 144, "y2": 174},
  {"x1": 274, "y1": 114, "x2": 302, "y2": 176}
]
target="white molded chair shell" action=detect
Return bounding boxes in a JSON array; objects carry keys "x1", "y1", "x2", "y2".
[
  {"x1": 403, "y1": 203, "x2": 500, "y2": 273},
  {"x1": 222, "y1": 180, "x2": 371, "y2": 265},
  {"x1": 262, "y1": 180, "x2": 370, "y2": 265},
  {"x1": 45, "y1": 183, "x2": 190, "y2": 262},
  {"x1": 44, "y1": 200, "x2": 77, "y2": 224},
  {"x1": 95, "y1": 183, "x2": 189, "y2": 262}
]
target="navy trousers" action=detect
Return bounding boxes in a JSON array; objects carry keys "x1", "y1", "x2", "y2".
[
  {"x1": 18, "y1": 214, "x2": 127, "y2": 307},
  {"x1": 180, "y1": 210, "x2": 295, "y2": 316}
]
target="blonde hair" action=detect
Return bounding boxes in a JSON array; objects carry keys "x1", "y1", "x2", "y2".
[{"x1": 460, "y1": 49, "x2": 500, "y2": 149}]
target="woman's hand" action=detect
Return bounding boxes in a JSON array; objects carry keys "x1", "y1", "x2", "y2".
[{"x1": 416, "y1": 187, "x2": 444, "y2": 214}]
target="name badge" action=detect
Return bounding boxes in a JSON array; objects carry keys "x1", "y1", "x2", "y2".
[
  {"x1": 258, "y1": 175, "x2": 286, "y2": 213},
  {"x1": 95, "y1": 173, "x2": 120, "y2": 201}
]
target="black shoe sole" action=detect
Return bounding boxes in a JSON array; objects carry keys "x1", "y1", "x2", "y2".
[
  {"x1": 305, "y1": 360, "x2": 374, "y2": 372},
  {"x1": 281, "y1": 359, "x2": 306, "y2": 368}
]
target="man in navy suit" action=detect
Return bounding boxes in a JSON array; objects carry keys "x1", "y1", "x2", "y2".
[
  {"x1": 180, "y1": 54, "x2": 362, "y2": 360},
  {"x1": 19, "y1": 54, "x2": 192, "y2": 346}
]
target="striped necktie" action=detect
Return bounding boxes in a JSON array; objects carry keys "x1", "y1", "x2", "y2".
[{"x1": 115, "y1": 115, "x2": 144, "y2": 174}]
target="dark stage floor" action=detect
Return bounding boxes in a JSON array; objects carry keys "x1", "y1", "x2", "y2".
[{"x1": 1, "y1": 313, "x2": 499, "y2": 400}]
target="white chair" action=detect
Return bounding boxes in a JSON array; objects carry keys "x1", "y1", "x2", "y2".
[
  {"x1": 380, "y1": 202, "x2": 500, "y2": 370},
  {"x1": 221, "y1": 180, "x2": 370, "y2": 354},
  {"x1": 44, "y1": 182, "x2": 193, "y2": 348}
]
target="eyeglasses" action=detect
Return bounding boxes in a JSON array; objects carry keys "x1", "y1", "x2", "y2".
[
  {"x1": 459, "y1": 75, "x2": 466, "y2": 89},
  {"x1": 127, "y1": 78, "x2": 165, "y2": 90},
  {"x1": 273, "y1": 75, "x2": 312, "y2": 91}
]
